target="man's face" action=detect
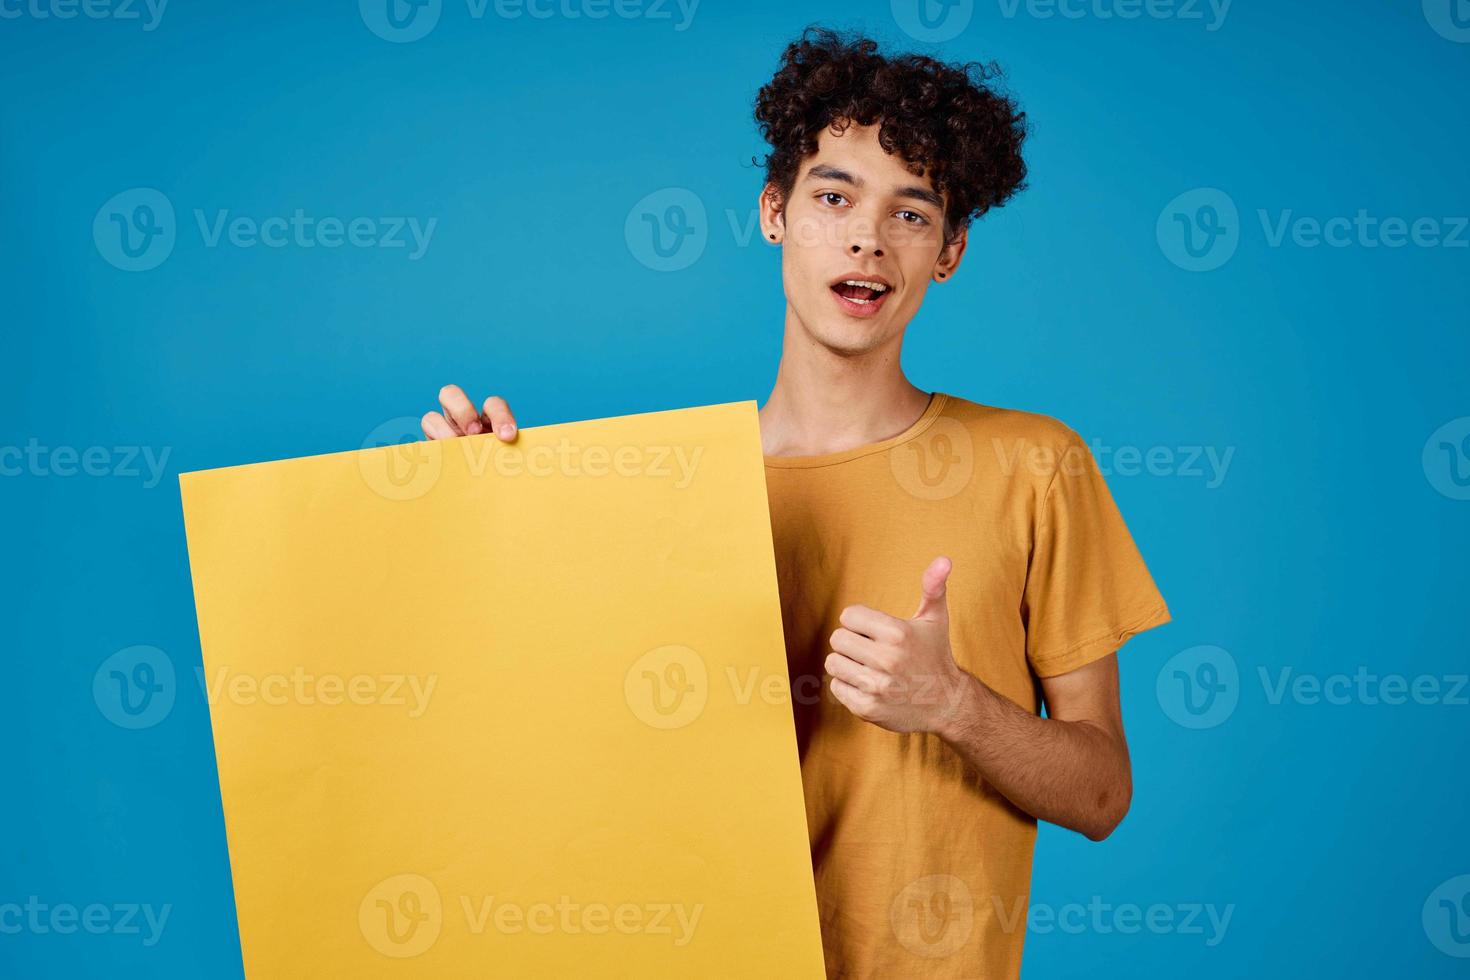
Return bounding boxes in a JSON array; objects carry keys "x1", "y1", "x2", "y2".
[{"x1": 761, "y1": 121, "x2": 966, "y2": 357}]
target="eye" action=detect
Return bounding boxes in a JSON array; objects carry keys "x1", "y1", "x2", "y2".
[
  {"x1": 896, "y1": 210, "x2": 930, "y2": 225},
  {"x1": 820, "y1": 192, "x2": 849, "y2": 208}
]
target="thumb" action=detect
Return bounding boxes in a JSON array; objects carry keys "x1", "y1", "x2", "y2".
[{"x1": 912, "y1": 556, "x2": 953, "y2": 622}]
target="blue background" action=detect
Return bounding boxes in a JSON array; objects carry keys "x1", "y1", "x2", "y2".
[{"x1": 4, "y1": 0, "x2": 1468, "y2": 976}]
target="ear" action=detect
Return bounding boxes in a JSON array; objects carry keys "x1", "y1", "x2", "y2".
[
  {"x1": 934, "y1": 224, "x2": 968, "y2": 281},
  {"x1": 759, "y1": 183, "x2": 786, "y2": 243}
]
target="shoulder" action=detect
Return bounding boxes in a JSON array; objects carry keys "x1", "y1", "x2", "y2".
[{"x1": 937, "y1": 392, "x2": 1089, "y2": 468}]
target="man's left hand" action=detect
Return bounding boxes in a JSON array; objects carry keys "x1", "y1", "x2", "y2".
[{"x1": 824, "y1": 556, "x2": 971, "y2": 735}]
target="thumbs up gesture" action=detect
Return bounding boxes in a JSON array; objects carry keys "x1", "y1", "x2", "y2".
[{"x1": 824, "y1": 556, "x2": 969, "y2": 735}]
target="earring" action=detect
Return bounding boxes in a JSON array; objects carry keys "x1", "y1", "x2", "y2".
[{"x1": 769, "y1": 233, "x2": 777, "y2": 240}]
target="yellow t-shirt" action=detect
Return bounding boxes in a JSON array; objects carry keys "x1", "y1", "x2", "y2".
[{"x1": 763, "y1": 391, "x2": 1171, "y2": 979}]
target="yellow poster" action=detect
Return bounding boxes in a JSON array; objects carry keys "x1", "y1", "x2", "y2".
[{"x1": 180, "y1": 401, "x2": 823, "y2": 978}]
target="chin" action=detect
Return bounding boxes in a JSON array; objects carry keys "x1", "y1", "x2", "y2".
[{"x1": 805, "y1": 318, "x2": 891, "y2": 357}]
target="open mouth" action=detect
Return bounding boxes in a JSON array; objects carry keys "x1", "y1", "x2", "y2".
[{"x1": 829, "y1": 277, "x2": 892, "y2": 317}]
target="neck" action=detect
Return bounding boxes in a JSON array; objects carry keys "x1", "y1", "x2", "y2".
[{"x1": 759, "y1": 304, "x2": 931, "y2": 457}]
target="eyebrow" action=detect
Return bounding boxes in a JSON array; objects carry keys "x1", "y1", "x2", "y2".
[{"x1": 803, "y1": 163, "x2": 944, "y2": 210}]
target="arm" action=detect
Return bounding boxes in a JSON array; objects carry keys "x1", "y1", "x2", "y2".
[
  {"x1": 937, "y1": 655, "x2": 1131, "y2": 841},
  {"x1": 823, "y1": 556, "x2": 1133, "y2": 842}
]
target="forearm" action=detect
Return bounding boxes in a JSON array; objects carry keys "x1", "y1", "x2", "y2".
[{"x1": 936, "y1": 671, "x2": 1131, "y2": 840}]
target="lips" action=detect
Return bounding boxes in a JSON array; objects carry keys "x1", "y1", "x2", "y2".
[{"x1": 829, "y1": 273, "x2": 893, "y2": 318}]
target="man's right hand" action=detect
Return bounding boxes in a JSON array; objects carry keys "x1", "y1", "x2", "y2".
[{"x1": 421, "y1": 385, "x2": 519, "y2": 442}]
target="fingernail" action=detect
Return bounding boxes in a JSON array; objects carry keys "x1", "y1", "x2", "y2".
[
  {"x1": 466, "y1": 420, "x2": 484, "y2": 435},
  {"x1": 499, "y1": 424, "x2": 516, "y2": 440}
]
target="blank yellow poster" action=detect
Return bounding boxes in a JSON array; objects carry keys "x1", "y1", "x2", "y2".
[{"x1": 179, "y1": 401, "x2": 824, "y2": 978}]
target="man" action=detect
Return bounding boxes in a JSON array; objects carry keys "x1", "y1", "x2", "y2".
[{"x1": 419, "y1": 27, "x2": 1169, "y2": 979}]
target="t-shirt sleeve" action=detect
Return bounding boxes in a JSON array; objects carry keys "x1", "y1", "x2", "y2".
[{"x1": 1021, "y1": 429, "x2": 1171, "y2": 678}]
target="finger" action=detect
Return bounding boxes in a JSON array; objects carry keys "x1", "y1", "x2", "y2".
[
  {"x1": 480, "y1": 395, "x2": 518, "y2": 442},
  {"x1": 913, "y1": 556, "x2": 953, "y2": 622},
  {"x1": 438, "y1": 385, "x2": 482, "y2": 435},
  {"x1": 839, "y1": 604, "x2": 907, "y2": 644},
  {"x1": 421, "y1": 411, "x2": 459, "y2": 441},
  {"x1": 829, "y1": 677, "x2": 872, "y2": 717},
  {"x1": 829, "y1": 627, "x2": 888, "y2": 668},
  {"x1": 824, "y1": 652, "x2": 884, "y2": 695}
]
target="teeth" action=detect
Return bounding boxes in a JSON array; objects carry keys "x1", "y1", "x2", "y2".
[{"x1": 839, "y1": 279, "x2": 889, "y2": 292}]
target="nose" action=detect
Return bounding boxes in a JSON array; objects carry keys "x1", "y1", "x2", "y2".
[{"x1": 847, "y1": 213, "x2": 884, "y2": 258}]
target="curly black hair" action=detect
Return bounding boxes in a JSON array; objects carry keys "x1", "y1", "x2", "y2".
[{"x1": 753, "y1": 27, "x2": 1028, "y2": 246}]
